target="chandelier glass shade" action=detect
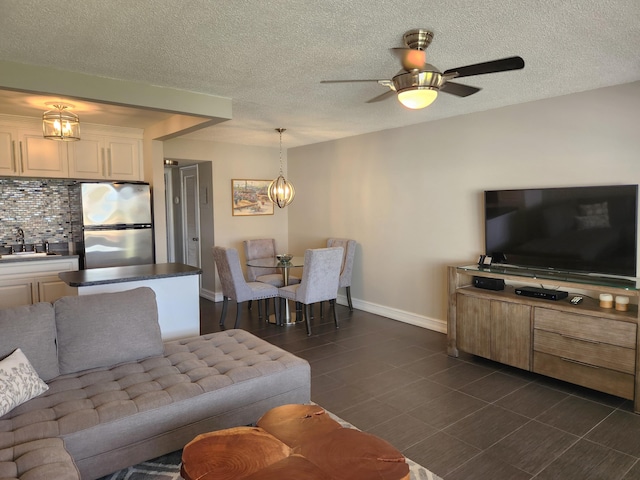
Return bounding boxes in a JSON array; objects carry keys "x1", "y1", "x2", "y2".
[
  {"x1": 42, "y1": 104, "x2": 80, "y2": 141},
  {"x1": 267, "y1": 128, "x2": 295, "y2": 208}
]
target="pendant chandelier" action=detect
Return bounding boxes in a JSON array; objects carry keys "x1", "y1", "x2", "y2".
[
  {"x1": 42, "y1": 103, "x2": 81, "y2": 141},
  {"x1": 267, "y1": 128, "x2": 295, "y2": 208}
]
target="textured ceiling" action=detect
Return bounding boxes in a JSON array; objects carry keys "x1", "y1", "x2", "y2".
[{"x1": 1, "y1": 0, "x2": 639, "y2": 148}]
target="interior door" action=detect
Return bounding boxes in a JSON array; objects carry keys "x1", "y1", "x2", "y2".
[{"x1": 181, "y1": 166, "x2": 201, "y2": 268}]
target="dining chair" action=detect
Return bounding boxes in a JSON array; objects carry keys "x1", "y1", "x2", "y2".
[
  {"x1": 243, "y1": 238, "x2": 301, "y2": 313},
  {"x1": 327, "y1": 238, "x2": 357, "y2": 311},
  {"x1": 243, "y1": 238, "x2": 300, "y2": 287},
  {"x1": 212, "y1": 246, "x2": 279, "y2": 328},
  {"x1": 278, "y1": 247, "x2": 343, "y2": 336}
]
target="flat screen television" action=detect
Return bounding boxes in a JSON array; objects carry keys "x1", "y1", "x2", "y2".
[{"x1": 485, "y1": 184, "x2": 638, "y2": 277}]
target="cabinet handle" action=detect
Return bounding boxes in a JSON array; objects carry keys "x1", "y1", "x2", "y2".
[
  {"x1": 11, "y1": 140, "x2": 16, "y2": 172},
  {"x1": 560, "y1": 334, "x2": 600, "y2": 345},
  {"x1": 18, "y1": 141, "x2": 23, "y2": 174},
  {"x1": 561, "y1": 357, "x2": 599, "y2": 369},
  {"x1": 107, "y1": 149, "x2": 112, "y2": 177},
  {"x1": 101, "y1": 148, "x2": 106, "y2": 177}
]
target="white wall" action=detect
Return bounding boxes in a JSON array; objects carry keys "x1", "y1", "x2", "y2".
[{"x1": 287, "y1": 81, "x2": 640, "y2": 332}]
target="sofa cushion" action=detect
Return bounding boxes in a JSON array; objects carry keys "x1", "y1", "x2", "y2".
[
  {"x1": 0, "y1": 438, "x2": 79, "y2": 480},
  {"x1": 0, "y1": 302, "x2": 59, "y2": 381},
  {"x1": 0, "y1": 349, "x2": 49, "y2": 417},
  {"x1": 54, "y1": 287, "x2": 163, "y2": 375}
]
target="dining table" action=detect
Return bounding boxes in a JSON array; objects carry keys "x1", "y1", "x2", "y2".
[{"x1": 246, "y1": 256, "x2": 304, "y2": 325}]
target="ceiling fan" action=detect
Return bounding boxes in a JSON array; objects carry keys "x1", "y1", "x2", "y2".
[{"x1": 321, "y1": 29, "x2": 525, "y2": 110}]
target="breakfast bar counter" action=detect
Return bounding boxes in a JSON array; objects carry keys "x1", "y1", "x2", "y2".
[
  {"x1": 59, "y1": 263, "x2": 202, "y2": 340},
  {"x1": 58, "y1": 262, "x2": 201, "y2": 287}
]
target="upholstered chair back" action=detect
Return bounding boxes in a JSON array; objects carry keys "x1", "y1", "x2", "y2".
[
  {"x1": 296, "y1": 247, "x2": 343, "y2": 305},
  {"x1": 212, "y1": 246, "x2": 253, "y2": 302},
  {"x1": 244, "y1": 238, "x2": 278, "y2": 281},
  {"x1": 327, "y1": 238, "x2": 356, "y2": 288}
]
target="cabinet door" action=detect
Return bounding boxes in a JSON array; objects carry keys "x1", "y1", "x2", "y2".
[
  {"x1": 456, "y1": 295, "x2": 491, "y2": 358},
  {"x1": 491, "y1": 301, "x2": 531, "y2": 370},
  {"x1": 19, "y1": 130, "x2": 68, "y2": 178},
  {"x1": 37, "y1": 275, "x2": 77, "y2": 303},
  {"x1": 105, "y1": 137, "x2": 141, "y2": 180},
  {"x1": 0, "y1": 127, "x2": 18, "y2": 176},
  {"x1": 0, "y1": 278, "x2": 35, "y2": 308},
  {"x1": 67, "y1": 134, "x2": 104, "y2": 179}
]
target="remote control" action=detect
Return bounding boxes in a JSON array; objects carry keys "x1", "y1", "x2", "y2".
[{"x1": 570, "y1": 296, "x2": 583, "y2": 304}]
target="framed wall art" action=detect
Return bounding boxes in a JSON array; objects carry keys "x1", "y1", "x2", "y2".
[{"x1": 231, "y1": 179, "x2": 274, "y2": 216}]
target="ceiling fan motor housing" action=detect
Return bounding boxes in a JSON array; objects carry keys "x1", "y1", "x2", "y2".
[
  {"x1": 393, "y1": 69, "x2": 442, "y2": 92},
  {"x1": 403, "y1": 29, "x2": 434, "y2": 50}
]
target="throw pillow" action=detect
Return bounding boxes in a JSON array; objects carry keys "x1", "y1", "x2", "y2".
[
  {"x1": 0, "y1": 302, "x2": 59, "y2": 381},
  {"x1": 0, "y1": 348, "x2": 49, "y2": 417},
  {"x1": 54, "y1": 287, "x2": 164, "y2": 375}
]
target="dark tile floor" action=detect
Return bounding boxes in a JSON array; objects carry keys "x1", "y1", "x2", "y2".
[{"x1": 200, "y1": 298, "x2": 640, "y2": 479}]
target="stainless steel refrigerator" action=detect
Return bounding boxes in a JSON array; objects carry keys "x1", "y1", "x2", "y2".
[{"x1": 78, "y1": 182, "x2": 154, "y2": 269}]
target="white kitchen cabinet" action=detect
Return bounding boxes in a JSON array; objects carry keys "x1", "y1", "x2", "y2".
[
  {"x1": 0, "y1": 115, "x2": 143, "y2": 181},
  {"x1": 0, "y1": 277, "x2": 35, "y2": 307},
  {"x1": 37, "y1": 274, "x2": 77, "y2": 303},
  {"x1": 0, "y1": 126, "x2": 19, "y2": 175},
  {"x1": 68, "y1": 133, "x2": 141, "y2": 181},
  {"x1": 0, "y1": 123, "x2": 68, "y2": 178},
  {"x1": 17, "y1": 128, "x2": 69, "y2": 178},
  {"x1": 0, "y1": 257, "x2": 79, "y2": 308}
]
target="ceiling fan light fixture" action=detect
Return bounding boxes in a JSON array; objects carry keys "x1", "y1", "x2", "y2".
[
  {"x1": 397, "y1": 88, "x2": 438, "y2": 109},
  {"x1": 393, "y1": 70, "x2": 441, "y2": 109},
  {"x1": 42, "y1": 103, "x2": 80, "y2": 141}
]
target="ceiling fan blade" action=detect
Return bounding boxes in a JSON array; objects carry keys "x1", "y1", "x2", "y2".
[
  {"x1": 440, "y1": 81, "x2": 481, "y2": 97},
  {"x1": 391, "y1": 48, "x2": 426, "y2": 71},
  {"x1": 366, "y1": 90, "x2": 396, "y2": 104},
  {"x1": 321, "y1": 79, "x2": 383, "y2": 83},
  {"x1": 443, "y1": 56, "x2": 524, "y2": 79}
]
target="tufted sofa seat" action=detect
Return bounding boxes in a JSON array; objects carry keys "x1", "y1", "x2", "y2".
[{"x1": 0, "y1": 288, "x2": 310, "y2": 480}]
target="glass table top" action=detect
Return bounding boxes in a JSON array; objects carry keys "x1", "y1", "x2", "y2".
[{"x1": 246, "y1": 256, "x2": 304, "y2": 268}]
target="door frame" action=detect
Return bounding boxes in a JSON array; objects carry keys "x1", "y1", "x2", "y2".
[
  {"x1": 164, "y1": 167, "x2": 176, "y2": 263},
  {"x1": 180, "y1": 165, "x2": 201, "y2": 268}
]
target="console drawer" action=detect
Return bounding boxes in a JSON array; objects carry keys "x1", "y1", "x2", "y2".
[
  {"x1": 534, "y1": 330, "x2": 635, "y2": 374},
  {"x1": 534, "y1": 308, "x2": 636, "y2": 348},
  {"x1": 533, "y1": 351, "x2": 634, "y2": 400}
]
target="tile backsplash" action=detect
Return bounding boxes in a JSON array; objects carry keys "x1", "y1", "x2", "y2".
[{"x1": 0, "y1": 178, "x2": 76, "y2": 247}]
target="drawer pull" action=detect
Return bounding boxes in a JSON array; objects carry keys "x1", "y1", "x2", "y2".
[
  {"x1": 560, "y1": 334, "x2": 600, "y2": 345},
  {"x1": 561, "y1": 357, "x2": 599, "y2": 369}
]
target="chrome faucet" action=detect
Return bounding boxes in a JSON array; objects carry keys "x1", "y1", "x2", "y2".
[{"x1": 16, "y1": 227, "x2": 25, "y2": 252}]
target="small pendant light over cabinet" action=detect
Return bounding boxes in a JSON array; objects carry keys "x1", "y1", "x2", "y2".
[
  {"x1": 42, "y1": 103, "x2": 80, "y2": 141},
  {"x1": 267, "y1": 128, "x2": 295, "y2": 208}
]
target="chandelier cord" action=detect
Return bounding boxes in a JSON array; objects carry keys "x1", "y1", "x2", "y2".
[{"x1": 277, "y1": 128, "x2": 285, "y2": 176}]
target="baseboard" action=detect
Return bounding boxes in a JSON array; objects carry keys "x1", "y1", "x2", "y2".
[
  {"x1": 200, "y1": 291, "x2": 447, "y2": 334},
  {"x1": 199, "y1": 288, "x2": 218, "y2": 302},
  {"x1": 336, "y1": 294, "x2": 447, "y2": 334}
]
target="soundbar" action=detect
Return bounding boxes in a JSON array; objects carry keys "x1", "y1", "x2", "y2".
[{"x1": 515, "y1": 286, "x2": 568, "y2": 301}]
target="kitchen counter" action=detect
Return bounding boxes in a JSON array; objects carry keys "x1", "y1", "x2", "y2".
[
  {"x1": 59, "y1": 263, "x2": 202, "y2": 340},
  {"x1": 58, "y1": 262, "x2": 201, "y2": 287},
  {"x1": 0, "y1": 253, "x2": 79, "y2": 263}
]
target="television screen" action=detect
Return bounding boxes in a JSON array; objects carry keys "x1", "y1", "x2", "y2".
[{"x1": 485, "y1": 185, "x2": 638, "y2": 277}]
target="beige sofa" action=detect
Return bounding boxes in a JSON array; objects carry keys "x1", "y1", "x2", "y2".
[{"x1": 0, "y1": 287, "x2": 310, "y2": 480}]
